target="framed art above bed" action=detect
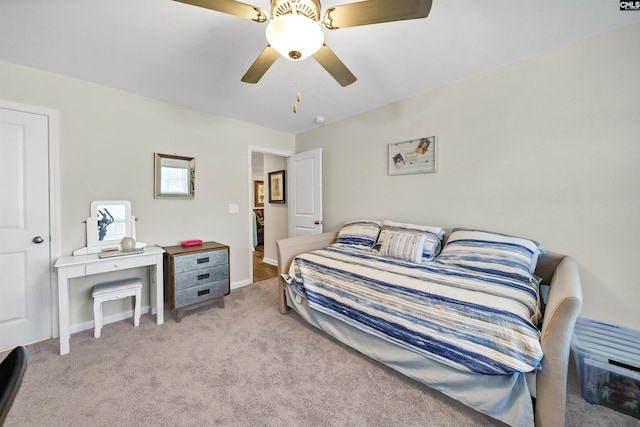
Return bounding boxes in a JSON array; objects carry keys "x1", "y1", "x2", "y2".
[{"x1": 389, "y1": 136, "x2": 437, "y2": 175}]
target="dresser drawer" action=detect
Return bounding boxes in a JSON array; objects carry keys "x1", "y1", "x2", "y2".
[
  {"x1": 173, "y1": 265, "x2": 228, "y2": 291},
  {"x1": 173, "y1": 250, "x2": 227, "y2": 274},
  {"x1": 175, "y1": 281, "x2": 228, "y2": 307}
]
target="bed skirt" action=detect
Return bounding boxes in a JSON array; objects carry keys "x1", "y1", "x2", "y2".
[{"x1": 285, "y1": 283, "x2": 535, "y2": 427}]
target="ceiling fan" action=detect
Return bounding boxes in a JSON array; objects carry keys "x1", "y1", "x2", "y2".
[{"x1": 175, "y1": 0, "x2": 433, "y2": 87}]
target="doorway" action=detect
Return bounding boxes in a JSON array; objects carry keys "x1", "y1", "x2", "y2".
[
  {"x1": 252, "y1": 245, "x2": 277, "y2": 282},
  {"x1": 249, "y1": 146, "x2": 293, "y2": 283}
]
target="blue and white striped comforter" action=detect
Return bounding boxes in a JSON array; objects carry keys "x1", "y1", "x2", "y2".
[{"x1": 289, "y1": 246, "x2": 543, "y2": 375}]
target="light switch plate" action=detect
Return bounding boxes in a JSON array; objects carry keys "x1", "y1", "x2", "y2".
[{"x1": 229, "y1": 203, "x2": 239, "y2": 214}]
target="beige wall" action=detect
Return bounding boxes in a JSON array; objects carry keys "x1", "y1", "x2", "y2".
[
  {"x1": 263, "y1": 154, "x2": 289, "y2": 264},
  {"x1": 296, "y1": 23, "x2": 640, "y2": 330},
  {"x1": 0, "y1": 61, "x2": 294, "y2": 325}
]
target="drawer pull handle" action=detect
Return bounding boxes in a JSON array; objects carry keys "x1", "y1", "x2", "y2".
[
  {"x1": 197, "y1": 257, "x2": 209, "y2": 264},
  {"x1": 197, "y1": 273, "x2": 210, "y2": 281},
  {"x1": 197, "y1": 289, "x2": 210, "y2": 296}
]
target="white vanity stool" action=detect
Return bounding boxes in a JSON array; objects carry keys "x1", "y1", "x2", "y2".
[{"x1": 92, "y1": 278, "x2": 142, "y2": 338}]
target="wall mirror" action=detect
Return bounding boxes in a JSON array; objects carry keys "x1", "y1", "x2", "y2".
[
  {"x1": 154, "y1": 153, "x2": 195, "y2": 199},
  {"x1": 84, "y1": 200, "x2": 134, "y2": 254}
]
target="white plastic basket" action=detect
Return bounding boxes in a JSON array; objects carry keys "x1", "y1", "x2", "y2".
[{"x1": 571, "y1": 317, "x2": 640, "y2": 418}]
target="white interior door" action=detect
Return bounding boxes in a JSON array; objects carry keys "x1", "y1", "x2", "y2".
[
  {"x1": 0, "y1": 107, "x2": 52, "y2": 351},
  {"x1": 287, "y1": 148, "x2": 323, "y2": 237}
]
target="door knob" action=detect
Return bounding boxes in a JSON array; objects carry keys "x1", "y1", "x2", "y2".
[
  {"x1": 314, "y1": 220, "x2": 323, "y2": 225},
  {"x1": 33, "y1": 236, "x2": 45, "y2": 244}
]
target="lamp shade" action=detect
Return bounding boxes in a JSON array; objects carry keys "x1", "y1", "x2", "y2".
[{"x1": 266, "y1": 14, "x2": 324, "y2": 61}]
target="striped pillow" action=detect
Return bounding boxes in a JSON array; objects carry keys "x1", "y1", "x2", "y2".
[
  {"x1": 436, "y1": 228, "x2": 544, "y2": 282},
  {"x1": 372, "y1": 220, "x2": 444, "y2": 261},
  {"x1": 378, "y1": 230, "x2": 427, "y2": 263},
  {"x1": 331, "y1": 220, "x2": 381, "y2": 251}
]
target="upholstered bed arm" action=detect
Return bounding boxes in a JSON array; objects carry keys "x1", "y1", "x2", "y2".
[
  {"x1": 276, "y1": 232, "x2": 338, "y2": 314},
  {"x1": 276, "y1": 231, "x2": 339, "y2": 275},
  {"x1": 534, "y1": 254, "x2": 583, "y2": 427}
]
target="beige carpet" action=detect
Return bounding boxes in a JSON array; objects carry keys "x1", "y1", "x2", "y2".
[{"x1": 2, "y1": 278, "x2": 639, "y2": 426}]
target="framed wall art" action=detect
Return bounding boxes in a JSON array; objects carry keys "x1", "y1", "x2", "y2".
[
  {"x1": 268, "y1": 170, "x2": 286, "y2": 203},
  {"x1": 254, "y1": 180, "x2": 264, "y2": 208},
  {"x1": 388, "y1": 136, "x2": 437, "y2": 176}
]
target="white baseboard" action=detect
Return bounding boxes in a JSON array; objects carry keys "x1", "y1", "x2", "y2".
[
  {"x1": 263, "y1": 257, "x2": 277, "y2": 266},
  {"x1": 231, "y1": 279, "x2": 251, "y2": 290},
  {"x1": 70, "y1": 306, "x2": 151, "y2": 334}
]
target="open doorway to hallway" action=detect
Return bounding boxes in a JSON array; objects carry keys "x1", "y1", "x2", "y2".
[
  {"x1": 249, "y1": 147, "x2": 293, "y2": 283},
  {"x1": 253, "y1": 245, "x2": 278, "y2": 282}
]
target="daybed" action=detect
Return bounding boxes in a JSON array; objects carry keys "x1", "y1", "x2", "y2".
[{"x1": 276, "y1": 222, "x2": 582, "y2": 427}]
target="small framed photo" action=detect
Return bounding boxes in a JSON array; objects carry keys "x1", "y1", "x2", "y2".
[
  {"x1": 389, "y1": 136, "x2": 437, "y2": 175},
  {"x1": 268, "y1": 170, "x2": 286, "y2": 204},
  {"x1": 253, "y1": 180, "x2": 264, "y2": 208}
]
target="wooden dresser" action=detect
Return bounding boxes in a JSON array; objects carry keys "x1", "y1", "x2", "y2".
[{"x1": 163, "y1": 241, "x2": 230, "y2": 322}]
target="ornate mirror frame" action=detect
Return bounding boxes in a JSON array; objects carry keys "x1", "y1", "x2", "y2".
[{"x1": 154, "y1": 153, "x2": 195, "y2": 199}]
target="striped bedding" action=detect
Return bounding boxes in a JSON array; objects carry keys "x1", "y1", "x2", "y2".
[{"x1": 289, "y1": 246, "x2": 543, "y2": 376}]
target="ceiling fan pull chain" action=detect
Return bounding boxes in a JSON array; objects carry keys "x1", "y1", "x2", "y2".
[
  {"x1": 293, "y1": 78, "x2": 301, "y2": 113},
  {"x1": 293, "y1": 91, "x2": 301, "y2": 113}
]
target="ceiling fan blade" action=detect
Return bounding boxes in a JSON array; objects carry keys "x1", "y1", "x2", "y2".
[
  {"x1": 241, "y1": 46, "x2": 279, "y2": 84},
  {"x1": 312, "y1": 45, "x2": 357, "y2": 87},
  {"x1": 322, "y1": 0, "x2": 432, "y2": 30},
  {"x1": 174, "y1": 0, "x2": 268, "y2": 22}
]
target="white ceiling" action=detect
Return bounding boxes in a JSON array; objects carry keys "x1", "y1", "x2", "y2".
[{"x1": 1, "y1": 1, "x2": 639, "y2": 134}]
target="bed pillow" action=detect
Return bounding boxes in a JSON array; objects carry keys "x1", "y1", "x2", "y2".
[
  {"x1": 331, "y1": 220, "x2": 381, "y2": 251},
  {"x1": 378, "y1": 230, "x2": 427, "y2": 263},
  {"x1": 436, "y1": 228, "x2": 544, "y2": 282},
  {"x1": 372, "y1": 220, "x2": 444, "y2": 261}
]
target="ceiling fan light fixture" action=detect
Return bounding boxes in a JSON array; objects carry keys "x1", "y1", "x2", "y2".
[{"x1": 266, "y1": 14, "x2": 324, "y2": 61}]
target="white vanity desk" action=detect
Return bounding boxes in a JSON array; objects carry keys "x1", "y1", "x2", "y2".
[
  {"x1": 54, "y1": 200, "x2": 165, "y2": 355},
  {"x1": 55, "y1": 246, "x2": 165, "y2": 355}
]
